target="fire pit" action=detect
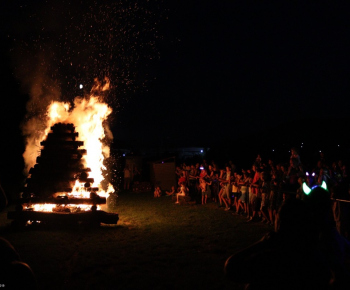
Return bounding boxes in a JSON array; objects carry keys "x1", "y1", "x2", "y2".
[{"x1": 8, "y1": 122, "x2": 118, "y2": 226}]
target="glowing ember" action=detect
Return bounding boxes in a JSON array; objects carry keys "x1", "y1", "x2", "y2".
[{"x1": 32, "y1": 203, "x2": 92, "y2": 213}]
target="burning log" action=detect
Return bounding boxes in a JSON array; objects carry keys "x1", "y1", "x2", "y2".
[{"x1": 19, "y1": 196, "x2": 106, "y2": 205}]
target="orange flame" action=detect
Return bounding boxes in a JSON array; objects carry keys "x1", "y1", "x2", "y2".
[{"x1": 23, "y1": 79, "x2": 114, "y2": 211}]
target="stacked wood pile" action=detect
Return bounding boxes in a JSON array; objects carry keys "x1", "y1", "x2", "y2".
[
  {"x1": 8, "y1": 123, "x2": 118, "y2": 226},
  {"x1": 25, "y1": 123, "x2": 93, "y2": 197}
]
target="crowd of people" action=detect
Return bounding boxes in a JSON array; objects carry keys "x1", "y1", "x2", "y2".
[
  {"x1": 165, "y1": 149, "x2": 350, "y2": 288},
  {"x1": 159, "y1": 148, "x2": 350, "y2": 239}
]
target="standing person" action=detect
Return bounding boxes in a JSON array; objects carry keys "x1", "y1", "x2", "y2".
[
  {"x1": 247, "y1": 164, "x2": 262, "y2": 222},
  {"x1": 199, "y1": 178, "x2": 212, "y2": 204},
  {"x1": 231, "y1": 172, "x2": 241, "y2": 212},
  {"x1": 207, "y1": 165, "x2": 214, "y2": 179},
  {"x1": 219, "y1": 166, "x2": 232, "y2": 211},
  {"x1": 246, "y1": 170, "x2": 254, "y2": 218},
  {"x1": 236, "y1": 172, "x2": 249, "y2": 215},
  {"x1": 196, "y1": 168, "x2": 209, "y2": 203},
  {"x1": 268, "y1": 173, "x2": 280, "y2": 226},
  {"x1": 194, "y1": 163, "x2": 201, "y2": 177},
  {"x1": 123, "y1": 165, "x2": 131, "y2": 190},
  {"x1": 211, "y1": 172, "x2": 220, "y2": 203},
  {"x1": 207, "y1": 165, "x2": 215, "y2": 201},
  {"x1": 259, "y1": 172, "x2": 272, "y2": 224}
]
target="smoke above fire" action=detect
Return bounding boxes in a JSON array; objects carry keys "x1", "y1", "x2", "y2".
[{"x1": 6, "y1": 1, "x2": 165, "y2": 190}]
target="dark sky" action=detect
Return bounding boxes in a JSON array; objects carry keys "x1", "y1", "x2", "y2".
[
  {"x1": 1, "y1": 1, "x2": 350, "y2": 152},
  {"x1": 115, "y1": 1, "x2": 350, "y2": 146}
]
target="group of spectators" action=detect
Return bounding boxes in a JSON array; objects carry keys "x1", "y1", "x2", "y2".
[
  {"x1": 170, "y1": 148, "x2": 350, "y2": 239},
  {"x1": 168, "y1": 149, "x2": 350, "y2": 288}
]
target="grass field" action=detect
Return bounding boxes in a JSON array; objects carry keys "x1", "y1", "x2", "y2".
[{"x1": 0, "y1": 191, "x2": 271, "y2": 290}]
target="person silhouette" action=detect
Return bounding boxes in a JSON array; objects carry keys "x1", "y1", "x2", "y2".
[{"x1": 0, "y1": 237, "x2": 37, "y2": 289}]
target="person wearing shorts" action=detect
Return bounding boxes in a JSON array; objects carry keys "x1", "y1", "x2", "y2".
[
  {"x1": 199, "y1": 178, "x2": 212, "y2": 204},
  {"x1": 248, "y1": 164, "x2": 261, "y2": 222},
  {"x1": 236, "y1": 172, "x2": 249, "y2": 214},
  {"x1": 219, "y1": 166, "x2": 232, "y2": 210}
]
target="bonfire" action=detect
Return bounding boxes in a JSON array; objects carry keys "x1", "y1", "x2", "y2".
[{"x1": 8, "y1": 79, "x2": 119, "y2": 226}]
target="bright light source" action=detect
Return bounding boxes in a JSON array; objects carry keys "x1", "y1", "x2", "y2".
[
  {"x1": 319, "y1": 150, "x2": 322, "y2": 153},
  {"x1": 79, "y1": 84, "x2": 83, "y2": 89},
  {"x1": 122, "y1": 154, "x2": 125, "y2": 157},
  {"x1": 200, "y1": 149, "x2": 203, "y2": 153},
  {"x1": 272, "y1": 149, "x2": 275, "y2": 152}
]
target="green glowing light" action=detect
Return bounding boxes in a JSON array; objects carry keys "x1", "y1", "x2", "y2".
[{"x1": 303, "y1": 182, "x2": 311, "y2": 195}]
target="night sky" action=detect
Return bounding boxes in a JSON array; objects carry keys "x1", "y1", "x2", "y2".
[
  {"x1": 118, "y1": 1, "x2": 350, "y2": 146},
  {"x1": 1, "y1": 1, "x2": 350, "y2": 190}
]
